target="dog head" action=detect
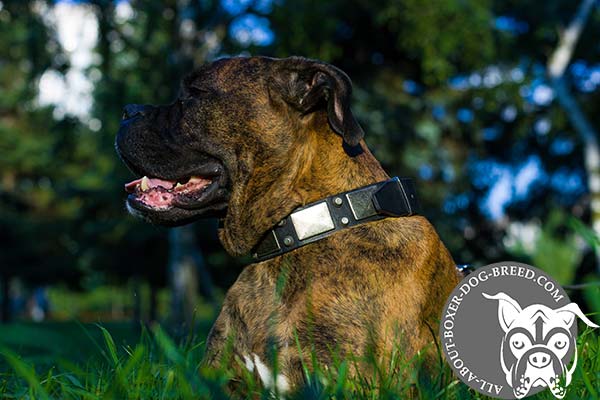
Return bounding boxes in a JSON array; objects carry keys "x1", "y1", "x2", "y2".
[
  {"x1": 483, "y1": 292, "x2": 598, "y2": 399},
  {"x1": 115, "y1": 56, "x2": 365, "y2": 255}
]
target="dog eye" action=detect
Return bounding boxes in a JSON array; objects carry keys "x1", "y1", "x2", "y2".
[
  {"x1": 554, "y1": 340, "x2": 566, "y2": 350},
  {"x1": 512, "y1": 340, "x2": 524, "y2": 349},
  {"x1": 549, "y1": 333, "x2": 569, "y2": 351}
]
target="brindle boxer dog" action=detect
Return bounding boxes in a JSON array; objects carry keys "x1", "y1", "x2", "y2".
[{"x1": 116, "y1": 56, "x2": 461, "y2": 392}]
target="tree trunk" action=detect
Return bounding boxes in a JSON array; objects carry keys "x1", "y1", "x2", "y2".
[
  {"x1": 132, "y1": 277, "x2": 141, "y2": 325},
  {"x1": 190, "y1": 238, "x2": 216, "y2": 307},
  {"x1": 149, "y1": 284, "x2": 158, "y2": 323},
  {"x1": 0, "y1": 274, "x2": 10, "y2": 323},
  {"x1": 168, "y1": 224, "x2": 217, "y2": 335}
]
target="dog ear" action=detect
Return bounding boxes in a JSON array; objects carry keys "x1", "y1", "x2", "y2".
[
  {"x1": 271, "y1": 57, "x2": 364, "y2": 147},
  {"x1": 483, "y1": 292, "x2": 523, "y2": 332},
  {"x1": 555, "y1": 302, "x2": 599, "y2": 328}
]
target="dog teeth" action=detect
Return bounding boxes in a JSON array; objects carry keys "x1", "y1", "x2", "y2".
[
  {"x1": 140, "y1": 176, "x2": 150, "y2": 191},
  {"x1": 175, "y1": 182, "x2": 185, "y2": 189}
]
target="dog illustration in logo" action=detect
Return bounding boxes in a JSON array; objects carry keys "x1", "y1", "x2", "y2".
[{"x1": 483, "y1": 292, "x2": 598, "y2": 399}]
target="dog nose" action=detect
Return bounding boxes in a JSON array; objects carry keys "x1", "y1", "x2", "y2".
[
  {"x1": 528, "y1": 351, "x2": 551, "y2": 368},
  {"x1": 122, "y1": 104, "x2": 148, "y2": 120}
]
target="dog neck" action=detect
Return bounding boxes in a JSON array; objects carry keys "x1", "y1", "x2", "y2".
[{"x1": 218, "y1": 123, "x2": 389, "y2": 257}]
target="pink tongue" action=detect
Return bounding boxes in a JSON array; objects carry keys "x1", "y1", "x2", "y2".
[{"x1": 147, "y1": 177, "x2": 176, "y2": 189}]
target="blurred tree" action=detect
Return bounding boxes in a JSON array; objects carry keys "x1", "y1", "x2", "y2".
[
  {"x1": 0, "y1": 1, "x2": 82, "y2": 320},
  {"x1": 547, "y1": 0, "x2": 600, "y2": 272},
  {"x1": 2, "y1": 0, "x2": 599, "y2": 322}
]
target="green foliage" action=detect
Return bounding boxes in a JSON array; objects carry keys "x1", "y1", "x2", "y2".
[
  {"x1": 505, "y1": 210, "x2": 581, "y2": 285},
  {"x1": 379, "y1": 0, "x2": 495, "y2": 83},
  {"x1": 567, "y1": 218, "x2": 600, "y2": 315},
  {"x1": 270, "y1": 0, "x2": 495, "y2": 83},
  {"x1": 0, "y1": 323, "x2": 597, "y2": 399}
]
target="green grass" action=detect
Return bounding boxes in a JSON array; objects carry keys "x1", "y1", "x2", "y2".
[
  {"x1": 0, "y1": 320, "x2": 597, "y2": 399},
  {"x1": 0, "y1": 321, "x2": 138, "y2": 365}
]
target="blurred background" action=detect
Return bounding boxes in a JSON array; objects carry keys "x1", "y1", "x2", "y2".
[{"x1": 1, "y1": 0, "x2": 599, "y2": 364}]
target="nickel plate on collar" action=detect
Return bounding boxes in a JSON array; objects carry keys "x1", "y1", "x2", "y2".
[
  {"x1": 346, "y1": 186, "x2": 378, "y2": 220},
  {"x1": 290, "y1": 202, "x2": 335, "y2": 240}
]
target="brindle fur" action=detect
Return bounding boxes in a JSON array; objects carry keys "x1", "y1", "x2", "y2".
[{"x1": 116, "y1": 56, "x2": 461, "y2": 390}]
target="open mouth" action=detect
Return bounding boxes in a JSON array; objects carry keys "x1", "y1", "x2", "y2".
[
  {"x1": 125, "y1": 175, "x2": 214, "y2": 210},
  {"x1": 122, "y1": 165, "x2": 229, "y2": 226}
]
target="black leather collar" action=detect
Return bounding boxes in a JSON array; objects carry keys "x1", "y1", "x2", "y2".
[{"x1": 252, "y1": 177, "x2": 419, "y2": 262}]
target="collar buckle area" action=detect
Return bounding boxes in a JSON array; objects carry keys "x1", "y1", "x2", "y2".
[{"x1": 373, "y1": 177, "x2": 419, "y2": 217}]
